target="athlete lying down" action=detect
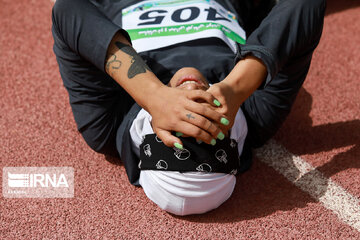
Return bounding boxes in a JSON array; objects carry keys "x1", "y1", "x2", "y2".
[{"x1": 52, "y1": 0, "x2": 325, "y2": 215}]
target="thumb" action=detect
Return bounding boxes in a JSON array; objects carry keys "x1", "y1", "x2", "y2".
[{"x1": 154, "y1": 128, "x2": 184, "y2": 149}]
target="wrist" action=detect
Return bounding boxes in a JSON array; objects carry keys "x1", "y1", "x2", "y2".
[{"x1": 140, "y1": 83, "x2": 167, "y2": 113}]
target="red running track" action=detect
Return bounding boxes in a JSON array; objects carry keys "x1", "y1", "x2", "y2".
[{"x1": 1, "y1": 0, "x2": 359, "y2": 239}]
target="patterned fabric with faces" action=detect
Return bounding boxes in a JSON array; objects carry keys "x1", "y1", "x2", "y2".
[{"x1": 139, "y1": 134, "x2": 240, "y2": 175}]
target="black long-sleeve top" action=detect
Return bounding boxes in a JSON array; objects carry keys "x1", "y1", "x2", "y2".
[{"x1": 52, "y1": 0, "x2": 325, "y2": 185}]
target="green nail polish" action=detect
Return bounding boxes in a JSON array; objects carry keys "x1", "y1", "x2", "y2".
[
  {"x1": 217, "y1": 132, "x2": 225, "y2": 140},
  {"x1": 211, "y1": 139, "x2": 216, "y2": 146},
  {"x1": 221, "y1": 117, "x2": 229, "y2": 126},
  {"x1": 174, "y1": 142, "x2": 183, "y2": 150},
  {"x1": 213, "y1": 99, "x2": 221, "y2": 107},
  {"x1": 175, "y1": 132, "x2": 183, "y2": 137}
]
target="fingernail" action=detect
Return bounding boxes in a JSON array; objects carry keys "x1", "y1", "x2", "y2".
[
  {"x1": 213, "y1": 99, "x2": 221, "y2": 107},
  {"x1": 217, "y1": 132, "x2": 225, "y2": 140},
  {"x1": 221, "y1": 117, "x2": 229, "y2": 126},
  {"x1": 175, "y1": 132, "x2": 183, "y2": 137},
  {"x1": 211, "y1": 139, "x2": 216, "y2": 146},
  {"x1": 174, "y1": 142, "x2": 183, "y2": 150},
  {"x1": 196, "y1": 139, "x2": 202, "y2": 144}
]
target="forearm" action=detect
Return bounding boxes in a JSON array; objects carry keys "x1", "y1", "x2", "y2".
[
  {"x1": 223, "y1": 56, "x2": 267, "y2": 105},
  {"x1": 105, "y1": 32, "x2": 164, "y2": 110},
  {"x1": 204, "y1": 55, "x2": 266, "y2": 136}
]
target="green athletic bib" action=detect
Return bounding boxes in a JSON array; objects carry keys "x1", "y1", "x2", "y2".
[{"x1": 122, "y1": 0, "x2": 246, "y2": 53}]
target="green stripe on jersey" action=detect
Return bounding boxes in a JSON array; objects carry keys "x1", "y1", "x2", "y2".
[{"x1": 126, "y1": 22, "x2": 246, "y2": 44}]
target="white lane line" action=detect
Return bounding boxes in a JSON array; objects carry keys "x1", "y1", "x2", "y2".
[{"x1": 255, "y1": 140, "x2": 360, "y2": 232}]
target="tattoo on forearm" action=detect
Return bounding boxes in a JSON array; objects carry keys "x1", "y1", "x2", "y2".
[
  {"x1": 106, "y1": 54, "x2": 122, "y2": 76},
  {"x1": 186, "y1": 113, "x2": 195, "y2": 120},
  {"x1": 115, "y1": 41, "x2": 151, "y2": 79}
]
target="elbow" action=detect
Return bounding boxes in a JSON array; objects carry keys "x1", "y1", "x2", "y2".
[
  {"x1": 52, "y1": 0, "x2": 81, "y2": 37},
  {"x1": 52, "y1": 0, "x2": 71, "y2": 26}
]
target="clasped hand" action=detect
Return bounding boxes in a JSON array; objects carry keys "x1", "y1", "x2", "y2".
[{"x1": 148, "y1": 83, "x2": 240, "y2": 148}]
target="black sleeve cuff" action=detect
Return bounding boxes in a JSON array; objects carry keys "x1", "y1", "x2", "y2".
[
  {"x1": 92, "y1": 27, "x2": 132, "y2": 72},
  {"x1": 52, "y1": 0, "x2": 132, "y2": 72},
  {"x1": 235, "y1": 43, "x2": 277, "y2": 87}
]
